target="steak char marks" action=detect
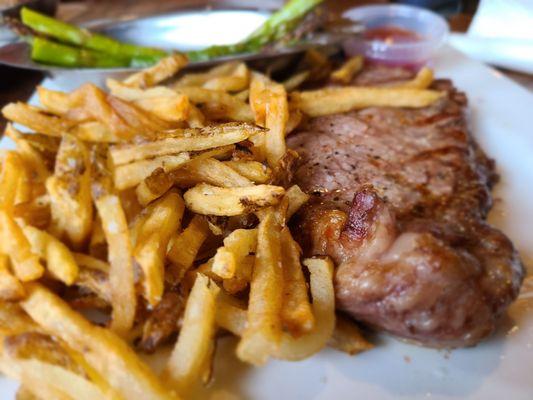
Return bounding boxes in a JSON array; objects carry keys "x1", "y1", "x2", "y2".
[{"x1": 287, "y1": 67, "x2": 524, "y2": 347}]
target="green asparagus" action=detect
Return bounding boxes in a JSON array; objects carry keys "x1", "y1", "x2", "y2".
[
  {"x1": 21, "y1": 7, "x2": 167, "y2": 59},
  {"x1": 186, "y1": 0, "x2": 325, "y2": 62},
  {"x1": 21, "y1": 0, "x2": 324, "y2": 68}
]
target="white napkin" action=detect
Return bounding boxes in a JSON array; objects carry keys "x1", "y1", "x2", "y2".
[{"x1": 448, "y1": 0, "x2": 533, "y2": 74}]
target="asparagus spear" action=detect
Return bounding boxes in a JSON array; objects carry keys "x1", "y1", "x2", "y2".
[
  {"x1": 21, "y1": 7, "x2": 167, "y2": 59},
  {"x1": 29, "y1": 37, "x2": 161, "y2": 68},
  {"x1": 187, "y1": 0, "x2": 324, "y2": 62}
]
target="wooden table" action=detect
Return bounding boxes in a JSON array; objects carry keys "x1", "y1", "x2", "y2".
[{"x1": 1, "y1": 0, "x2": 532, "y2": 126}]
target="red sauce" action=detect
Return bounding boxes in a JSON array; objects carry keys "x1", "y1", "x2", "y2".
[{"x1": 363, "y1": 25, "x2": 422, "y2": 44}]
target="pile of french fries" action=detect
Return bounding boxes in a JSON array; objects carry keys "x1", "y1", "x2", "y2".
[{"x1": 0, "y1": 52, "x2": 442, "y2": 399}]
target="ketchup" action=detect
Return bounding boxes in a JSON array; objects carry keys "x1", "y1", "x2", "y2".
[{"x1": 363, "y1": 25, "x2": 422, "y2": 45}]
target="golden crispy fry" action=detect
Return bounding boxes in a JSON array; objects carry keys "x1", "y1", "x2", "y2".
[
  {"x1": 133, "y1": 191, "x2": 185, "y2": 306},
  {"x1": 107, "y1": 79, "x2": 190, "y2": 122},
  {"x1": 124, "y1": 54, "x2": 188, "y2": 89},
  {"x1": 113, "y1": 152, "x2": 191, "y2": 190},
  {"x1": 215, "y1": 289, "x2": 247, "y2": 336},
  {"x1": 300, "y1": 49, "x2": 332, "y2": 82},
  {"x1": 186, "y1": 104, "x2": 206, "y2": 128},
  {"x1": 283, "y1": 70, "x2": 310, "y2": 91},
  {"x1": 0, "y1": 151, "x2": 24, "y2": 211},
  {"x1": 329, "y1": 314, "x2": 374, "y2": 355},
  {"x1": 280, "y1": 228, "x2": 314, "y2": 336},
  {"x1": 389, "y1": 66, "x2": 434, "y2": 89},
  {"x1": 0, "y1": 211, "x2": 44, "y2": 281},
  {"x1": 15, "y1": 386, "x2": 44, "y2": 400},
  {"x1": 109, "y1": 123, "x2": 262, "y2": 165},
  {"x1": 274, "y1": 257, "x2": 335, "y2": 361},
  {"x1": 285, "y1": 185, "x2": 310, "y2": 218},
  {"x1": 236, "y1": 210, "x2": 283, "y2": 365},
  {"x1": 0, "y1": 357, "x2": 108, "y2": 400},
  {"x1": 176, "y1": 86, "x2": 254, "y2": 122},
  {"x1": 47, "y1": 134, "x2": 93, "y2": 248},
  {"x1": 292, "y1": 86, "x2": 444, "y2": 117},
  {"x1": 174, "y1": 61, "x2": 239, "y2": 88},
  {"x1": 184, "y1": 183, "x2": 285, "y2": 216},
  {"x1": 22, "y1": 225, "x2": 79, "y2": 285},
  {"x1": 5, "y1": 124, "x2": 50, "y2": 181},
  {"x1": 222, "y1": 254, "x2": 254, "y2": 294},
  {"x1": 135, "y1": 145, "x2": 234, "y2": 206},
  {"x1": 73, "y1": 121, "x2": 120, "y2": 143},
  {"x1": 75, "y1": 266, "x2": 111, "y2": 304},
  {"x1": 167, "y1": 215, "x2": 210, "y2": 284},
  {"x1": 163, "y1": 274, "x2": 219, "y2": 394},
  {"x1": 203, "y1": 63, "x2": 250, "y2": 92},
  {"x1": 223, "y1": 160, "x2": 272, "y2": 183},
  {"x1": 171, "y1": 157, "x2": 252, "y2": 189},
  {"x1": 93, "y1": 194, "x2": 136, "y2": 336},
  {"x1": 20, "y1": 283, "x2": 176, "y2": 399},
  {"x1": 0, "y1": 253, "x2": 25, "y2": 301},
  {"x1": 331, "y1": 55, "x2": 364, "y2": 84},
  {"x1": 0, "y1": 302, "x2": 39, "y2": 336},
  {"x1": 233, "y1": 88, "x2": 249, "y2": 102},
  {"x1": 2, "y1": 103, "x2": 71, "y2": 137},
  {"x1": 73, "y1": 253, "x2": 109, "y2": 272},
  {"x1": 250, "y1": 73, "x2": 289, "y2": 166},
  {"x1": 212, "y1": 229, "x2": 257, "y2": 279}
]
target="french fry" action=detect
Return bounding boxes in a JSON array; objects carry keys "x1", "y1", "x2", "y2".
[
  {"x1": 113, "y1": 152, "x2": 191, "y2": 190},
  {"x1": 123, "y1": 54, "x2": 188, "y2": 89},
  {"x1": 0, "y1": 253, "x2": 25, "y2": 301},
  {"x1": 223, "y1": 160, "x2": 272, "y2": 183},
  {"x1": 5, "y1": 124, "x2": 50, "y2": 181},
  {"x1": 92, "y1": 193, "x2": 136, "y2": 336},
  {"x1": 285, "y1": 185, "x2": 310, "y2": 218},
  {"x1": 0, "y1": 356, "x2": 108, "y2": 400},
  {"x1": 389, "y1": 66, "x2": 434, "y2": 89},
  {"x1": 73, "y1": 121, "x2": 120, "y2": 143},
  {"x1": 215, "y1": 289, "x2": 248, "y2": 336},
  {"x1": 20, "y1": 284, "x2": 177, "y2": 399},
  {"x1": 331, "y1": 55, "x2": 364, "y2": 84},
  {"x1": 22, "y1": 225, "x2": 79, "y2": 285},
  {"x1": 291, "y1": 86, "x2": 444, "y2": 117},
  {"x1": 249, "y1": 73, "x2": 289, "y2": 165},
  {"x1": 109, "y1": 123, "x2": 263, "y2": 165},
  {"x1": 132, "y1": 191, "x2": 185, "y2": 306},
  {"x1": 184, "y1": 183, "x2": 285, "y2": 216},
  {"x1": 236, "y1": 210, "x2": 283, "y2": 365},
  {"x1": 171, "y1": 157, "x2": 252, "y2": 189},
  {"x1": 0, "y1": 151, "x2": 24, "y2": 211},
  {"x1": 1, "y1": 102, "x2": 71, "y2": 137},
  {"x1": 135, "y1": 145, "x2": 235, "y2": 206},
  {"x1": 274, "y1": 257, "x2": 335, "y2": 361},
  {"x1": 173, "y1": 61, "x2": 238, "y2": 88},
  {"x1": 47, "y1": 134, "x2": 93, "y2": 249},
  {"x1": 0, "y1": 211, "x2": 44, "y2": 281},
  {"x1": 283, "y1": 70, "x2": 310, "y2": 91},
  {"x1": 107, "y1": 79, "x2": 190, "y2": 122},
  {"x1": 329, "y1": 314, "x2": 373, "y2": 355},
  {"x1": 166, "y1": 215, "x2": 209, "y2": 284},
  {"x1": 176, "y1": 86, "x2": 254, "y2": 122},
  {"x1": 0, "y1": 302, "x2": 39, "y2": 336},
  {"x1": 203, "y1": 62, "x2": 250, "y2": 92},
  {"x1": 222, "y1": 254, "x2": 254, "y2": 294},
  {"x1": 280, "y1": 228, "x2": 314, "y2": 336},
  {"x1": 212, "y1": 229, "x2": 257, "y2": 279},
  {"x1": 163, "y1": 274, "x2": 219, "y2": 394}
]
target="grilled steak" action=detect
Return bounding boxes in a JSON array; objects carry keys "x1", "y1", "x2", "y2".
[{"x1": 287, "y1": 68, "x2": 525, "y2": 348}]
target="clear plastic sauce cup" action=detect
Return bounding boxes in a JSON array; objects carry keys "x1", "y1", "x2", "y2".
[{"x1": 342, "y1": 4, "x2": 449, "y2": 70}]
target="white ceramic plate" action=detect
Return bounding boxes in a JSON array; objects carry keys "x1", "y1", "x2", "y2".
[{"x1": 1, "y1": 45, "x2": 532, "y2": 399}]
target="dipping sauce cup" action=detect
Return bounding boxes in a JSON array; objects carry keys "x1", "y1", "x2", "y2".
[{"x1": 342, "y1": 4, "x2": 449, "y2": 70}]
